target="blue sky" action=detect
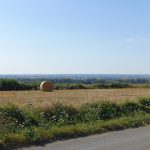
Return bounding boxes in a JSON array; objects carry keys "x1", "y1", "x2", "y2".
[{"x1": 0, "y1": 0, "x2": 150, "y2": 74}]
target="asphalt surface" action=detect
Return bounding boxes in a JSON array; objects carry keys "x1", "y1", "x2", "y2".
[{"x1": 17, "y1": 126, "x2": 150, "y2": 150}]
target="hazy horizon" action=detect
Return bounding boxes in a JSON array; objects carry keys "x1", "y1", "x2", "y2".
[
  {"x1": 1, "y1": 73, "x2": 150, "y2": 75},
  {"x1": 0, "y1": 0, "x2": 150, "y2": 74}
]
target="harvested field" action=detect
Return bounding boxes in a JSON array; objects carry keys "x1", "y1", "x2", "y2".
[{"x1": 0, "y1": 88, "x2": 150, "y2": 107}]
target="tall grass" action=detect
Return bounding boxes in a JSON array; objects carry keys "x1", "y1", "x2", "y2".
[{"x1": 0, "y1": 97, "x2": 150, "y2": 149}]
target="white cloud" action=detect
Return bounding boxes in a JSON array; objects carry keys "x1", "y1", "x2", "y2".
[{"x1": 125, "y1": 38, "x2": 150, "y2": 43}]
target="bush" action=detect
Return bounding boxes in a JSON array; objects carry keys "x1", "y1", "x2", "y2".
[
  {"x1": 79, "y1": 106, "x2": 99, "y2": 122},
  {"x1": 0, "y1": 79, "x2": 20, "y2": 91},
  {"x1": 0, "y1": 79, "x2": 37, "y2": 91},
  {"x1": 139, "y1": 97, "x2": 150, "y2": 107},
  {"x1": 139, "y1": 98, "x2": 150, "y2": 113},
  {"x1": 0, "y1": 104, "x2": 41, "y2": 129},
  {"x1": 121, "y1": 101, "x2": 140, "y2": 114},
  {"x1": 22, "y1": 105, "x2": 41, "y2": 126},
  {"x1": 94, "y1": 83, "x2": 130, "y2": 89},
  {"x1": 80, "y1": 101, "x2": 121, "y2": 120},
  {"x1": 98, "y1": 102, "x2": 121, "y2": 119},
  {"x1": 24, "y1": 127, "x2": 40, "y2": 142},
  {"x1": 0, "y1": 111, "x2": 18, "y2": 134},
  {"x1": 0, "y1": 98, "x2": 150, "y2": 149},
  {"x1": 110, "y1": 83, "x2": 130, "y2": 88},
  {"x1": 43, "y1": 103, "x2": 79, "y2": 125},
  {"x1": 1, "y1": 104, "x2": 25, "y2": 124},
  {"x1": 0, "y1": 98, "x2": 150, "y2": 139}
]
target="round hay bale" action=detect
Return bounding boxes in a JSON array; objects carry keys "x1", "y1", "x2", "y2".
[{"x1": 40, "y1": 81, "x2": 54, "y2": 92}]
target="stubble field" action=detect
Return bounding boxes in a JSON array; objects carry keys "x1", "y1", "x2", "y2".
[{"x1": 0, "y1": 88, "x2": 150, "y2": 107}]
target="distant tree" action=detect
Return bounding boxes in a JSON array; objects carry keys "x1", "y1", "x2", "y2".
[{"x1": 0, "y1": 79, "x2": 20, "y2": 91}]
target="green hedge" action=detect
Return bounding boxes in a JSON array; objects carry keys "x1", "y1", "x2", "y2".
[
  {"x1": 0, "y1": 97, "x2": 150, "y2": 130},
  {"x1": 0, "y1": 79, "x2": 37, "y2": 91},
  {"x1": 0, "y1": 97, "x2": 150, "y2": 149}
]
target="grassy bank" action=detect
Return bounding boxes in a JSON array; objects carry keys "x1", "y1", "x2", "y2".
[{"x1": 0, "y1": 97, "x2": 150, "y2": 149}]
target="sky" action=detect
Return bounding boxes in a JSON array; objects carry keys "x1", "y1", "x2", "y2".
[{"x1": 0, "y1": 0, "x2": 150, "y2": 74}]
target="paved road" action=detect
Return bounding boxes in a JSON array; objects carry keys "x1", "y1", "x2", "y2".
[{"x1": 18, "y1": 126, "x2": 150, "y2": 150}]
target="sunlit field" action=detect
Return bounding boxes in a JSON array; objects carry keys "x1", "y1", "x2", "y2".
[{"x1": 1, "y1": 88, "x2": 150, "y2": 107}]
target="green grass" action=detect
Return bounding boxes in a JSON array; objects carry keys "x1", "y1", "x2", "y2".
[
  {"x1": 0, "y1": 97, "x2": 150, "y2": 149},
  {"x1": 1, "y1": 113, "x2": 150, "y2": 150}
]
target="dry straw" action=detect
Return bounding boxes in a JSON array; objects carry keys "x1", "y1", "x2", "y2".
[{"x1": 40, "y1": 81, "x2": 54, "y2": 92}]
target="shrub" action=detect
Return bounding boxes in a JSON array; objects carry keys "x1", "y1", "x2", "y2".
[
  {"x1": 110, "y1": 83, "x2": 130, "y2": 88},
  {"x1": 23, "y1": 127, "x2": 40, "y2": 142},
  {"x1": 97, "y1": 102, "x2": 121, "y2": 120},
  {"x1": 121, "y1": 101, "x2": 140, "y2": 114},
  {"x1": 139, "y1": 97, "x2": 150, "y2": 107},
  {"x1": 0, "y1": 104, "x2": 42, "y2": 129},
  {"x1": 80, "y1": 101, "x2": 121, "y2": 121},
  {"x1": 0, "y1": 98, "x2": 150, "y2": 139},
  {"x1": 1, "y1": 104, "x2": 25, "y2": 124},
  {"x1": 43, "y1": 103, "x2": 78, "y2": 125},
  {"x1": 0, "y1": 79, "x2": 37, "y2": 91},
  {"x1": 0, "y1": 79, "x2": 20, "y2": 91},
  {"x1": 0, "y1": 111, "x2": 18, "y2": 134},
  {"x1": 22, "y1": 105, "x2": 41, "y2": 126},
  {"x1": 79, "y1": 106, "x2": 99, "y2": 122}
]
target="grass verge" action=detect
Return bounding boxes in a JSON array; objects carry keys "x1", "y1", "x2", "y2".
[
  {"x1": 1, "y1": 113, "x2": 150, "y2": 150},
  {"x1": 0, "y1": 97, "x2": 150, "y2": 149}
]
